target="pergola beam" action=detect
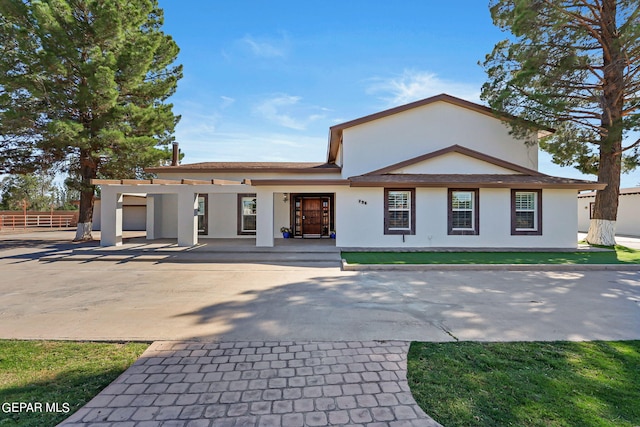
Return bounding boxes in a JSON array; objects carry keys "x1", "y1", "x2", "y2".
[{"x1": 91, "y1": 178, "x2": 246, "y2": 186}]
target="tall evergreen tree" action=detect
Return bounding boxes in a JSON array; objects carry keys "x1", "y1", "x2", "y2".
[
  {"x1": 0, "y1": 0, "x2": 182, "y2": 240},
  {"x1": 481, "y1": 0, "x2": 640, "y2": 246}
]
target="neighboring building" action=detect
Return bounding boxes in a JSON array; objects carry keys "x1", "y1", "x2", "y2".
[
  {"x1": 578, "y1": 188, "x2": 640, "y2": 237},
  {"x1": 95, "y1": 94, "x2": 604, "y2": 248},
  {"x1": 93, "y1": 195, "x2": 147, "y2": 231}
]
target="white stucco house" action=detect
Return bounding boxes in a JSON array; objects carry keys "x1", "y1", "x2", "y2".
[
  {"x1": 578, "y1": 188, "x2": 640, "y2": 237},
  {"x1": 95, "y1": 94, "x2": 605, "y2": 248}
]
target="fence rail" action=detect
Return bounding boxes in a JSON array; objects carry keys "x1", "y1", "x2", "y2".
[{"x1": 0, "y1": 214, "x2": 77, "y2": 230}]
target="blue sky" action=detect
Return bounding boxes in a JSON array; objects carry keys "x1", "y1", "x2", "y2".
[{"x1": 158, "y1": 0, "x2": 639, "y2": 188}]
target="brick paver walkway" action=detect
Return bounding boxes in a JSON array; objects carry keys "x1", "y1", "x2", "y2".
[{"x1": 62, "y1": 341, "x2": 442, "y2": 426}]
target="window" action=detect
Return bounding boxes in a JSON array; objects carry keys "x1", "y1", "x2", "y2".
[
  {"x1": 511, "y1": 190, "x2": 542, "y2": 235},
  {"x1": 384, "y1": 189, "x2": 415, "y2": 235},
  {"x1": 589, "y1": 202, "x2": 595, "y2": 219},
  {"x1": 448, "y1": 189, "x2": 479, "y2": 235},
  {"x1": 238, "y1": 194, "x2": 257, "y2": 235}
]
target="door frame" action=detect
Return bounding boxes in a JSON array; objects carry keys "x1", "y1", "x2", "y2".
[{"x1": 290, "y1": 193, "x2": 335, "y2": 238}]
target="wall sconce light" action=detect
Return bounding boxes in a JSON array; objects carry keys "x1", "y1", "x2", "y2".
[{"x1": 283, "y1": 193, "x2": 289, "y2": 203}]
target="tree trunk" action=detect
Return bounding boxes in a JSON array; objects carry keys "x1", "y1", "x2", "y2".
[
  {"x1": 74, "y1": 186, "x2": 94, "y2": 241},
  {"x1": 585, "y1": 0, "x2": 623, "y2": 247},
  {"x1": 73, "y1": 151, "x2": 96, "y2": 241}
]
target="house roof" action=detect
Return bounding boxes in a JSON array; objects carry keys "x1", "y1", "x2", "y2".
[
  {"x1": 363, "y1": 144, "x2": 542, "y2": 176},
  {"x1": 578, "y1": 187, "x2": 640, "y2": 197},
  {"x1": 349, "y1": 173, "x2": 606, "y2": 190},
  {"x1": 146, "y1": 162, "x2": 341, "y2": 174},
  {"x1": 326, "y1": 93, "x2": 555, "y2": 164}
]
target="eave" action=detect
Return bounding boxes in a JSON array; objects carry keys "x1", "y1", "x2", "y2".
[
  {"x1": 348, "y1": 174, "x2": 606, "y2": 191},
  {"x1": 327, "y1": 93, "x2": 555, "y2": 163}
]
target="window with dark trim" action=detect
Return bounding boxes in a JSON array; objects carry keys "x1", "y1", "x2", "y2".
[
  {"x1": 237, "y1": 193, "x2": 257, "y2": 235},
  {"x1": 384, "y1": 189, "x2": 415, "y2": 235},
  {"x1": 511, "y1": 189, "x2": 542, "y2": 235},
  {"x1": 448, "y1": 189, "x2": 479, "y2": 235}
]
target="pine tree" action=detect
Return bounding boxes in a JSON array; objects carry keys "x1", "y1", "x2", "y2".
[
  {"x1": 481, "y1": 0, "x2": 640, "y2": 246},
  {"x1": 0, "y1": 0, "x2": 182, "y2": 240}
]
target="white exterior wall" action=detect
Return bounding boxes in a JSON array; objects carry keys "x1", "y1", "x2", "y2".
[
  {"x1": 578, "y1": 192, "x2": 640, "y2": 237},
  {"x1": 341, "y1": 102, "x2": 538, "y2": 178},
  {"x1": 617, "y1": 194, "x2": 640, "y2": 236},
  {"x1": 159, "y1": 194, "x2": 178, "y2": 238},
  {"x1": 577, "y1": 196, "x2": 592, "y2": 232},
  {"x1": 93, "y1": 196, "x2": 147, "y2": 231},
  {"x1": 207, "y1": 193, "x2": 242, "y2": 238},
  {"x1": 201, "y1": 192, "x2": 290, "y2": 239},
  {"x1": 337, "y1": 187, "x2": 577, "y2": 248},
  {"x1": 397, "y1": 152, "x2": 521, "y2": 174}
]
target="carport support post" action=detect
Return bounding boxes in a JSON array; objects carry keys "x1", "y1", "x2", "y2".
[
  {"x1": 146, "y1": 195, "x2": 157, "y2": 240},
  {"x1": 256, "y1": 189, "x2": 274, "y2": 247},
  {"x1": 177, "y1": 190, "x2": 198, "y2": 247},
  {"x1": 100, "y1": 187, "x2": 123, "y2": 246}
]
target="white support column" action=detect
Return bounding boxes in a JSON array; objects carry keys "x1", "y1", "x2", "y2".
[
  {"x1": 256, "y1": 189, "x2": 274, "y2": 247},
  {"x1": 177, "y1": 189, "x2": 198, "y2": 247},
  {"x1": 146, "y1": 195, "x2": 156, "y2": 240},
  {"x1": 100, "y1": 187, "x2": 123, "y2": 247}
]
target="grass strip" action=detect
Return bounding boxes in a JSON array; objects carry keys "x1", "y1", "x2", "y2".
[
  {"x1": 342, "y1": 245, "x2": 640, "y2": 264},
  {"x1": 408, "y1": 341, "x2": 640, "y2": 427},
  {"x1": 0, "y1": 340, "x2": 148, "y2": 426}
]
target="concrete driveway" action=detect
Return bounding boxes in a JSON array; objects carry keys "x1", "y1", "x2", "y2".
[{"x1": 1, "y1": 232, "x2": 639, "y2": 342}]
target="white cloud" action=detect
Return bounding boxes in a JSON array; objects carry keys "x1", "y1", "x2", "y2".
[
  {"x1": 253, "y1": 95, "x2": 326, "y2": 131},
  {"x1": 219, "y1": 96, "x2": 235, "y2": 109},
  {"x1": 367, "y1": 70, "x2": 482, "y2": 106},
  {"x1": 241, "y1": 33, "x2": 288, "y2": 58}
]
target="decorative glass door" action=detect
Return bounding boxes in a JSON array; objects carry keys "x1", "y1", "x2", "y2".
[{"x1": 293, "y1": 195, "x2": 332, "y2": 237}]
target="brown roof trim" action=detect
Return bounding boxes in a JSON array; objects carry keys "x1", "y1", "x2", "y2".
[
  {"x1": 250, "y1": 179, "x2": 351, "y2": 186},
  {"x1": 578, "y1": 187, "x2": 640, "y2": 197},
  {"x1": 363, "y1": 144, "x2": 543, "y2": 176},
  {"x1": 327, "y1": 93, "x2": 555, "y2": 163},
  {"x1": 146, "y1": 162, "x2": 341, "y2": 174},
  {"x1": 349, "y1": 174, "x2": 606, "y2": 191}
]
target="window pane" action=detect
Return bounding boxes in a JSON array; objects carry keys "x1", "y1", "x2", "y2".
[
  {"x1": 452, "y1": 211, "x2": 473, "y2": 229},
  {"x1": 388, "y1": 191, "x2": 409, "y2": 209},
  {"x1": 516, "y1": 211, "x2": 535, "y2": 229},
  {"x1": 452, "y1": 192, "x2": 472, "y2": 210},
  {"x1": 242, "y1": 198, "x2": 256, "y2": 215},
  {"x1": 241, "y1": 197, "x2": 257, "y2": 231},
  {"x1": 243, "y1": 215, "x2": 256, "y2": 231},
  {"x1": 515, "y1": 192, "x2": 535, "y2": 210},
  {"x1": 389, "y1": 211, "x2": 409, "y2": 229}
]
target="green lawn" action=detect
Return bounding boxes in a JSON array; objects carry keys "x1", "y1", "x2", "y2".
[
  {"x1": 342, "y1": 245, "x2": 640, "y2": 264},
  {"x1": 0, "y1": 340, "x2": 148, "y2": 426},
  {"x1": 408, "y1": 341, "x2": 640, "y2": 427}
]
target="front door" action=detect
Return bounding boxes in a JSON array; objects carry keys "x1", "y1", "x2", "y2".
[{"x1": 302, "y1": 198, "x2": 322, "y2": 236}]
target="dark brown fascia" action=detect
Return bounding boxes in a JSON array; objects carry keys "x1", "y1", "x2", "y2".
[
  {"x1": 362, "y1": 144, "x2": 544, "y2": 176},
  {"x1": 327, "y1": 93, "x2": 555, "y2": 163},
  {"x1": 146, "y1": 162, "x2": 341, "y2": 174},
  {"x1": 250, "y1": 179, "x2": 351, "y2": 186},
  {"x1": 578, "y1": 187, "x2": 640, "y2": 197},
  {"x1": 348, "y1": 176, "x2": 607, "y2": 191}
]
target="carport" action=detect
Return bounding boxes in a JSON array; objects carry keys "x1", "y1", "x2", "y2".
[{"x1": 93, "y1": 178, "x2": 252, "y2": 247}]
